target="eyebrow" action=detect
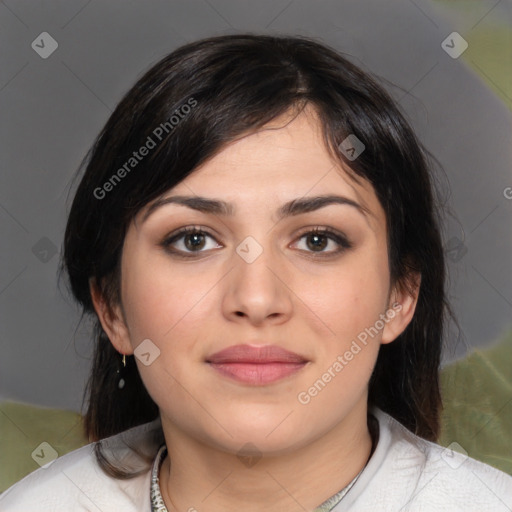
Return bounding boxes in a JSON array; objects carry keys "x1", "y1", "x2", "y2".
[{"x1": 141, "y1": 194, "x2": 372, "y2": 224}]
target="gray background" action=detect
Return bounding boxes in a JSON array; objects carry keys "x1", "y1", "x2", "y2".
[{"x1": 1, "y1": 0, "x2": 511, "y2": 412}]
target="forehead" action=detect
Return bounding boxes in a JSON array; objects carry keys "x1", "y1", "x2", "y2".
[{"x1": 138, "y1": 105, "x2": 385, "y2": 230}]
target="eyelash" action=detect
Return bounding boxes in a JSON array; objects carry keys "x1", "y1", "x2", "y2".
[{"x1": 160, "y1": 225, "x2": 353, "y2": 259}]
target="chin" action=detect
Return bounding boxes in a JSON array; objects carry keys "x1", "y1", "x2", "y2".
[{"x1": 213, "y1": 415, "x2": 307, "y2": 454}]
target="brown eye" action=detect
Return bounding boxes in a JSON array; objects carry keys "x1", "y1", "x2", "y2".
[
  {"x1": 294, "y1": 228, "x2": 352, "y2": 256},
  {"x1": 305, "y1": 232, "x2": 329, "y2": 251},
  {"x1": 161, "y1": 226, "x2": 222, "y2": 256},
  {"x1": 183, "y1": 232, "x2": 206, "y2": 251}
]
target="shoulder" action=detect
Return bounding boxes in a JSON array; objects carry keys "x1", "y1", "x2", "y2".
[
  {"x1": 383, "y1": 409, "x2": 512, "y2": 510},
  {"x1": 0, "y1": 417, "x2": 164, "y2": 512},
  {"x1": 337, "y1": 408, "x2": 512, "y2": 512}
]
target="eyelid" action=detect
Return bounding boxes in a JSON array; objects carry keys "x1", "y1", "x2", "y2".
[
  {"x1": 161, "y1": 225, "x2": 221, "y2": 253},
  {"x1": 291, "y1": 226, "x2": 353, "y2": 254},
  {"x1": 160, "y1": 225, "x2": 352, "y2": 257}
]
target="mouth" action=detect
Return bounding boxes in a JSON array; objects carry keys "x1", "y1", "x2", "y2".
[{"x1": 206, "y1": 344, "x2": 309, "y2": 385}]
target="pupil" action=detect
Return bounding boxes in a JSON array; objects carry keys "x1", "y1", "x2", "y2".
[
  {"x1": 185, "y1": 233, "x2": 205, "y2": 250},
  {"x1": 308, "y1": 234, "x2": 327, "y2": 251},
  {"x1": 183, "y1": 232, "x2": 328, "y2": 252}
]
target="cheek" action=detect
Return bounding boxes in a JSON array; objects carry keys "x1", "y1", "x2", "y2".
[
  {"x1": 121, "y1": 251, "x2": 212, "y2": 342},
  {"x1": 299, "y1": 251, "x2": 390, "y2": 345},
  {"x1": 119, "y1": 253, "x2": 212, "y2": 405},
  {"x1": 294, "y1": 264, "x2": 389, "y2": 415}
]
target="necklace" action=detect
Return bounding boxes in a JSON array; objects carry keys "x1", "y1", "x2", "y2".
[{"x1": 150, "y1": 414, "x2": 378, "y2": 512}]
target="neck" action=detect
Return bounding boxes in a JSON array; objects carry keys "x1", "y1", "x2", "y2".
[{"x1": 158, "y1": 404, "x2": 374, "y2": 512}]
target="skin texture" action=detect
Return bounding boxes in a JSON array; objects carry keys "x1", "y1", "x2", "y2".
[{"x1": 91, "y1": 105, "x2": 420, "y2": 512}]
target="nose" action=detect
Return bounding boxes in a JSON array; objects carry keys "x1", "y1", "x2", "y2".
[{"x1": 222, "y1": 240, "x2": 293, "y2": 326}]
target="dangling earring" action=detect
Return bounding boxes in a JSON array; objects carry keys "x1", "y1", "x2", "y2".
[{"x1": 117, "y1": 353, "x2": 127, "y2": 389}]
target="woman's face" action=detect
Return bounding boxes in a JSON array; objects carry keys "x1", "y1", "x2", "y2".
[{"x1": 95, "y1": 105, "x2": 417, "y2": 455}]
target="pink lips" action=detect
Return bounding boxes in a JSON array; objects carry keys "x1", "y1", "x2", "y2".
[{"x1": 206, "y1": 344, "x2": 308, "y2": 385}]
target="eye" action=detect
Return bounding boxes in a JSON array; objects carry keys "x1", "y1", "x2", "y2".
[
  {"x1": 161, "y1": 225, "x2": 352, "y2": 259},
  {"x1": 292, "y1": 227, "x2": 352, "y2": 256},
  {"x1": 161, "y1": 226, "x2": 222, "y2": 256}
]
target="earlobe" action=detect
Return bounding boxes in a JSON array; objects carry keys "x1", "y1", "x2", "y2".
[
  {"x1": 381, "y1": 273, "x2": 421, "y2": 345},
  {"x1": 89, "y1": 277, "x2": 133, "y2": 355}
]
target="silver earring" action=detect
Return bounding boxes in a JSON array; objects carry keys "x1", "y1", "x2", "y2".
[{"x1": 117, "y1": 353, "x2": 126, "y2": 389}]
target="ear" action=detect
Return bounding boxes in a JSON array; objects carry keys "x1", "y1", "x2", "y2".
[
  {"x1": 89, "y1": 277, "x2": 133, "y2": 356},
  {"x1": 381, "y1": 272, "x2": 421, "y2": 345}
]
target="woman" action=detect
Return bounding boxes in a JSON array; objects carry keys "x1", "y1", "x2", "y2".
[{"x1": 1, "y1": 34, "x2": 510, "y2": 511}]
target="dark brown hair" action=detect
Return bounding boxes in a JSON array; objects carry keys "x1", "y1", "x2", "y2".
[{"x1": 60, "y1": 33, "x2": 452, "y2": 478}]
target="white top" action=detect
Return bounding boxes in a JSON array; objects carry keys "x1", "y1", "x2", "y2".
[
  {"x1": 1, "y1": 407, "x2": 511, "y2": 511},
  {"x1": 149, "y1": 443, "x2": 363, "y2": 511}
]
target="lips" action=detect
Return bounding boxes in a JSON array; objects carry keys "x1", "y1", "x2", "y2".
[
  {"x1": 207, "y1": 344, "x2": 308, "y2": 364},
  {"x1": 206, "y1": 344, "x2": 308, "y2": 385}
]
